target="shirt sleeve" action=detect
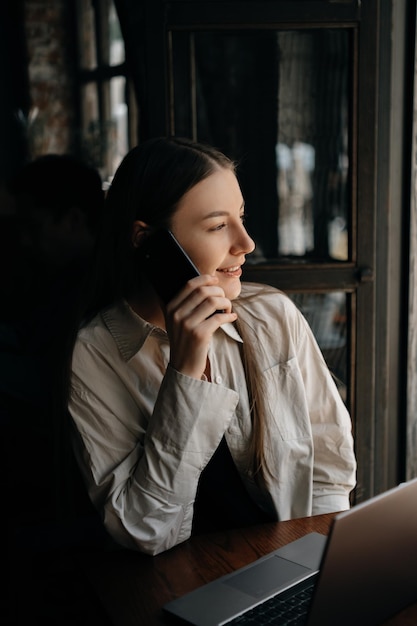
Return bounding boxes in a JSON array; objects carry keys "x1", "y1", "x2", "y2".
[{"x1": 69, "y1": 343, "x2": 239, "y2": 555}]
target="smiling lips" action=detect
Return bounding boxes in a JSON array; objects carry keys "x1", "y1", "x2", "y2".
[{"x1": 217, "y1": 265, "x2": 242, "y2": 277}]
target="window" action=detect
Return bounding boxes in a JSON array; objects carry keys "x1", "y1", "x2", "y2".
[{"x1": 76, "y1": 0, "x2": 136, "y2": 184}]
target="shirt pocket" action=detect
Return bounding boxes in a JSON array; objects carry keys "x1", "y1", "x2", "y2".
[{"x1": 263, "y1": 358, "x2": 312, "y2": 441}]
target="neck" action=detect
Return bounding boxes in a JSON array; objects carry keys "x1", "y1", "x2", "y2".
[{"x1": 127, "y1": 289, "x2": 166, "y2": 329}]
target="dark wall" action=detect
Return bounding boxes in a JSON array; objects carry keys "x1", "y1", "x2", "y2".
[{"x1": 0, "y1": 0, "x2": 30, "y2": 182}]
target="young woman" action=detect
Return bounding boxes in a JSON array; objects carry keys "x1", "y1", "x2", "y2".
[{"x1": 68, "y1": 136, "x2": 356, "y2": 555}]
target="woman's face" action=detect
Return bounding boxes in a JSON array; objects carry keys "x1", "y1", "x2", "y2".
[{"x1": 170, "y1": 167, "x2": 255, "y2": 301}]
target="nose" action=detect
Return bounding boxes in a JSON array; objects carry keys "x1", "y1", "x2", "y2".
[{"x1": 231, "y1": 223, "x2": 256, "y2": 256}]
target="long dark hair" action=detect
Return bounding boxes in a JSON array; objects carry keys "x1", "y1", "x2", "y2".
[{"x1": 82, "y1": 136, "x2": 235, "y2": 321}]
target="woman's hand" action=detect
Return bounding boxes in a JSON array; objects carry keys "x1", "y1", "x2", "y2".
[{"x1": 164, "y1": 274, "x2": 237, "y2": 379}]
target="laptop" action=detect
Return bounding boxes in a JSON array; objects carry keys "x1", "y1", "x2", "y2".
[{"x1": 164, "y1": 477, "x2": 417, "y2": 626}]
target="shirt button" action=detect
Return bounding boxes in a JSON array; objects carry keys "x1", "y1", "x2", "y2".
[{"x1": 215, "y1": 375, "x2": 222, "y2": 384}]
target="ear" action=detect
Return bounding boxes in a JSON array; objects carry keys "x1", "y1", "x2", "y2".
[{"x1": 132, "y1": 220, "x2": 150, "y2": 248}]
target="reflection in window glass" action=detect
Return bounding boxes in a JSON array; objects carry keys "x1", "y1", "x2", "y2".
[{"x1": 289, "y1": 292, "x2": 348, "y2": 401}]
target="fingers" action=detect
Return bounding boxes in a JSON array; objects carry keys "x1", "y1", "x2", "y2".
[
  {"x1": 167, "y1": 274, "x2": 232, "y2": 320},
  {"x1": 164, "y1": 275, "x2": 237, "y2": 379}
]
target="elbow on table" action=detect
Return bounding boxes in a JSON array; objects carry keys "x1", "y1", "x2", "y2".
[{"x1": 103, "y1": 501, "x2": 193, "y2": 556}]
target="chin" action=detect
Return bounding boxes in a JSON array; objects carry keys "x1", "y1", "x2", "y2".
[{"x1": 225, "y1": 281, "x2": 242, "y2": 301}]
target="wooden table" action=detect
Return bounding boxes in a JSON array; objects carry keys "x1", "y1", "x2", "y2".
[{"x1": 78, "y1": 513, "x2": 417, "y2": 625}]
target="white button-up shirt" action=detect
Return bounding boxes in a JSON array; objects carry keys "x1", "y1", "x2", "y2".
[{"x1": 69, "y1": 282, "x2": 356, "y2": 555}]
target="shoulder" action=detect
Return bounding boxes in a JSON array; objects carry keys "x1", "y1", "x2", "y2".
[
  {"x1": 74, "y1": 299, "x2": 152, "y2": 364},
  {"x1": 74, "y1": 301, "x2": 127, "y2": 357},
  {"x1": 73, "y1": 308, "x2": 115, "y2": 361},
  {"x1": 234, "y1": 282, "x2": 308, "y2": 343},
  {"x1": 238, "y1": 282, "x2": 301, "y2": 319}
]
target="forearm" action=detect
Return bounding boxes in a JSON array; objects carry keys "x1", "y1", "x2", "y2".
[{"x1": 70, "y1": 366, "x2": 239, "y2": 554}]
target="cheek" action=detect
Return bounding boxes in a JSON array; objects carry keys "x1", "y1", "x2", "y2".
[{"x1": 188, "y1": 243, "x2": 218, "y2": 273}]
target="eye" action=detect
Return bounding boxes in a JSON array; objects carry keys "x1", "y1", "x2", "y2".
[{"x1": 210, "y1": 222, "x2": 227, "y2": 231}]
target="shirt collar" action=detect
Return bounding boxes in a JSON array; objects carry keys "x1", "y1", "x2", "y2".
[
  {"x1": 101, "y1": 300, "x2": 153, "y2": 361},
  {"x1": 221, "y1": 320, "x2": 243, "y2": 343},
  {"x1": 101, "y1": 299, "x2": 242, "y2": 362}
]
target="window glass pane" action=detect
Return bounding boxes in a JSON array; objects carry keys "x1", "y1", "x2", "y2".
[
  {"x1": 276, "y1": 31, "x2": 349, "y2": 262},
  {"x1": 78, "y1": 0, "x2": 97, "y2": 69},
  {"x1": 80, "y1": 83, "x2": 103, "y2": 166},
  {"x1": 289, "y1": 291, "x2": 348, "y2": 402},
  {"x1": 109, "y1": 76, "x2": 128, "y2": 176},
  {"x1": 109, "y1": 3, "x2": 125, "y2": 65},
  {"x1": 171, "y1": 29, "x2": 351, "y2": 264}
]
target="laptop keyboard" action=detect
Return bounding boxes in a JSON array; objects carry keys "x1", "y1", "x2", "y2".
[{"x1": 225, "y1": 575, "x2": 317, "y2": 625}]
